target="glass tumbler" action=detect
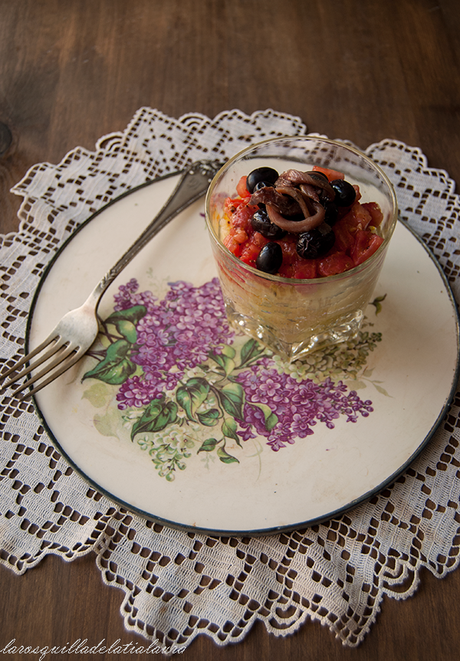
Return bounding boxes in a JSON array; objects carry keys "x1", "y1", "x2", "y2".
[{"x1": 205, "y1": 136, "x2": 398, "y2": 361}]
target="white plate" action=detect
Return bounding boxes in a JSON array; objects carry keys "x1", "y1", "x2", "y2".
[{"x1": 27, "y1": 173, "x2": 459, "y2": 535}]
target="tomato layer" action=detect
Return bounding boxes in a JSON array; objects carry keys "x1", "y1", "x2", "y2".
[{"x1": 222, "y1": 178, "x2": 384, "y2": 278}]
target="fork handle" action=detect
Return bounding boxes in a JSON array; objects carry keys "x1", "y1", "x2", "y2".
[{"x1": 85, "y1": 159, "x2": 222, "y2": 308}]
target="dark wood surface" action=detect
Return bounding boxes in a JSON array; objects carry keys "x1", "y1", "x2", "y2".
[{"x1": 1, "y1": 1, "x2": 460, "y2": 658}]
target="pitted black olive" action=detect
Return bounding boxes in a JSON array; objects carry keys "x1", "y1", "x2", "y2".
[
  {"x1": 296, "y1": 223, "x2": 335, "y2": 259},
  {"x1": 246, "y1": 167, "x2": 279, "y2": 194},
  {"x1": 251, "y1": 209, "x2": 286, "y2": 240},
  {"x1": 330, "y1": 179, "x2": 356, "y2": 207},
  {"x1": 306, "y1": 170, "x2": 329, "y2": 183},
  {"x1": 324, "y1": 202, "x2": 339, "y2": 226},
  {"x1": 256, "y1": 242, "x2": 283, "y2": 274}
]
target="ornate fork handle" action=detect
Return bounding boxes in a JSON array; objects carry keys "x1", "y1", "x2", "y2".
[
  {"x1": 0, "y1": 160, "x2": 223, "y2": 400},
  {"x1": 88, "y1": 159, "x2": 222, "y2": 306}
]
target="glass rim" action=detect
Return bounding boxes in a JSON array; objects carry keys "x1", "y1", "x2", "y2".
[{"x1": 205, "y1": 135, "x2": 399, "y2": 285}]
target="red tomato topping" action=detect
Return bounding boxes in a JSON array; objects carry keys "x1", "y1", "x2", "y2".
[
  {"x1": 224, "y1": 196, "x2": 247, "y2": 215},
  {"x1": 351, "y1": 230, "x2": 384, "y2": 266},
  {"x1": 362, "y1": 202, "x2": 383, "y2": 227},
  {"x1": 333, "y1": 221, "x2": 355, "y2": 253},
  {"x1": 239, "y1": 232, "x2": 269, "y2": 266},
  {"x1": 292, "y1": 258, "x2": 317, "y2": 279},
  {"x1": 278, "y1": 234, "x2": 298, "y2": 262},
  {"x1": 317, "y1": 252, "x2": 354, "y2": 277},
  {"x1": 223, "y1": 232, "x2": 245, "y2": 257},
  {"x1": 233, "y1": 202, "x2": 255, "y2": 229},
  {"x1": 222, "y1": 174, "x2": 385, "y2": 278},
  {"x1": 341, "y1": 204, "x2": 373, "y2": 232},
  {"x1": 236, "y1": 175, "x2": 251, "y2": 198}
]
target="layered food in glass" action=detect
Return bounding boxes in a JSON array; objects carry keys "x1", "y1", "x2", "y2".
[{"x1": 205, "y1": 137, "x2": 398, "y2": 361}]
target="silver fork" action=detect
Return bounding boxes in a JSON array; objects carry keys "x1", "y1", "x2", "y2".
[{"x1": 0, "y1": 159, "x2": 223, "y2": 400}]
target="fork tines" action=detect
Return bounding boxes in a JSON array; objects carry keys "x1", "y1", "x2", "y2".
[{"x1": 0, "y1": 334, "x2": 79, "y2": 400}]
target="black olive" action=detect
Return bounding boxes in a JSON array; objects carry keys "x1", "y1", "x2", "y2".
[
  {"x1": 330, "y1": 179, "x2": 356, "y2": 207},
  {"x1": 250, "y1": 209, "x2": 286, "y2": 240},
  {"x1": 253, "y1": 180, "x2": 274, "y2": 192},
  {"x1": 304, "y1": 170, "x2": 335, "y2": 205},
  {"x1": 296, "y1": 223, "x2": 336, "y2": 259},
  {"x1": 246, "y1": 167, "x2": 279, "y2": 193},
  {"x1": 256, "y1": 242, "x2": 283, "y2": 274},
  {"x1": 324, "y1": 202, "x2": 339, "y2": 226},
  {"x1": 252, "y1": 180, "x2": 275, "y2": 209},
  {"x1": 306, "y1": 170, "x2": 329, "y2": 183}
]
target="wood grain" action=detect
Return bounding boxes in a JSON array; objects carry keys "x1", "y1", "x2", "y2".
[{"x1": 1, "y1": 0, "x2": 459, "y2": 658}]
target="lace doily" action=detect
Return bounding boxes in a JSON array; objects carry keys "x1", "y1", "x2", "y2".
[{"x1": 1, "y1": 108, "x2": 459, "y2": 649}]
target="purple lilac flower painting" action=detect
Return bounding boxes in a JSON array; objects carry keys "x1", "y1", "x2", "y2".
[{"x1": 82, "y1": 277, "x2": 386, "y2": 481}]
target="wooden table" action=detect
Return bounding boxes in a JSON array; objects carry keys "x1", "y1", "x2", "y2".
[{"x1": 1, "y1": 1, "x2": 459, "y2": 658}]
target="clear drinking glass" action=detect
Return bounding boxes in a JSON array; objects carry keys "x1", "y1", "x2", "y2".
[{"x1": 205, "y1": 136, "x2": 398, "y2": 361}]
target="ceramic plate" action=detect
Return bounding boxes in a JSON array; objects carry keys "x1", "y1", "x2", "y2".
[{"x1": 27, "y1": 173, "x2": 459, "y2": 536}]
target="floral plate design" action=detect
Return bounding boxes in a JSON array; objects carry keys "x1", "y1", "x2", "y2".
[
  {"x1": 27, "y1": 173, "x2": 459, "y2": 535},
  {"x1": 82, "y1": 275, "x2": 380, "y2": 479}
]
